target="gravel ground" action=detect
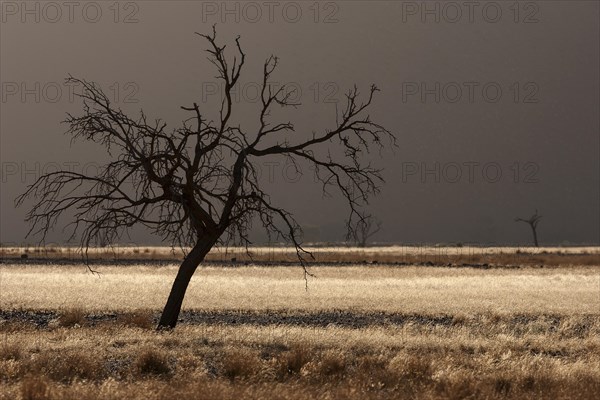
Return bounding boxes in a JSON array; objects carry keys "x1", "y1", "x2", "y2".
[
  {"x1": 0, "y1": 256, "x2": 514, "y2": 269},
  {"x1": 0, "y1": 309, "x2": 459, "y2": 329}
]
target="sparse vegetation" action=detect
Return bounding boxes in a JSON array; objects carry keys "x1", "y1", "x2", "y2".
[
  {"x1": 1, "y1": 311, "x2": 599, "y2": 399},
  {"x1": 57, "y1": 308, "x2": 86, "y2": 328},
  {"x1": 0, "y1": 248, "x2": 598, "y2": 399}
]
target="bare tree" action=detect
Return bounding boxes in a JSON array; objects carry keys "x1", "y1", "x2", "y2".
[
  {"x1": 16, "y1": 28, "x2": 395, "y2": 329},
  {"x1": 348, "y1": 213, "x2": 382, "y2": 247},
  {"x1": 515, "y1": 210, "x2": 542, "y2": 247}
]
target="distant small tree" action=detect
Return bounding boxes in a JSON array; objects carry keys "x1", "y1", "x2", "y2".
[
  {"x1": 348, "y1": 213, "x2": 382, "y2": 247},
  {"x1": 515, "y1": 210, "x2": 542, "y2": 247},
  {"x1": 16, "y1": 28, "x2": 395, "y2": 329}
]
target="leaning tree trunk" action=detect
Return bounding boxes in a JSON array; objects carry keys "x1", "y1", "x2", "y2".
[{"x1": 157, "y1": 237, "x2": 216, "y2": 329}]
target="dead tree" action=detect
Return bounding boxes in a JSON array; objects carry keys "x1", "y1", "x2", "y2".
[
  {"x1": 348, "y1": 214, "x2": 382, "y2": 247},
  {"x1": 16, "y1": 27, "x2": 395, "y2": 329},
  {"x1": 515, "y1": 210, "x2": 542, "y2": 247}
]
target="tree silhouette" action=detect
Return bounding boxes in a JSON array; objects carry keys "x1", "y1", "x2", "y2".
[
  {"x1": 515, "y1": 210, "x2": 542, "y2": 247},
  {"x1": 348, "y1": 213, "x2": 382, "y2": 247},
  {"x1": 16, "y1": 27, "x2": 395, "y2": 329}
]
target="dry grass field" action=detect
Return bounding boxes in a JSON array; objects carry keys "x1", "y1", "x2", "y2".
[
  {"x1": 2, "y1": 245, "x2": 599, "y2": 266},
  {"x1": 1, "y1": 247, "x2": 599, "y2": 399}
]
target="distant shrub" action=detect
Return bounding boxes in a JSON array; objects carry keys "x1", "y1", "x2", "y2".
[{"x1": 58, "y1": 309, "x2": 86, "y2": 328}]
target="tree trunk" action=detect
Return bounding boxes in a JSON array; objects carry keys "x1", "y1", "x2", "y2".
[
  {"x1": 157, "y1": 237, "x2": 216, "y2": 329},
  {"x1": 531, "y1": 226, "x2": 539, "y2": 247}
]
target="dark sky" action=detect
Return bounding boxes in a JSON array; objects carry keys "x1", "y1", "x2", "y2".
[{"x1": 1, "y1": 1, "x2": 598, "y2": 245}]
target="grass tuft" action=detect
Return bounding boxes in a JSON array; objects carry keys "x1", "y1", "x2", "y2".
[
  {"x1": 276, "y1": 343, "x2": 312, "y2": 379},
  {"x1": 57, "y1": 308, "x2": 86, "y2": 328},
  {"x1": 221, "y1": 349, "x2": 259, "y2": 381},
  {"x1": 20, "y1": 374, "x2": 51, "y2": 400},
  {"x1": 134, "y1": 348, "x2": 171, "y2": 377},
  {"x1": 27, "y1": 352, "x2": 103, "y2": 383},
  {"x1": 0, "y1": 342, "x2": 23, "y2": 361},
  {"x1": 317, "y1": 351, "x2": 347, "y2": 377}
]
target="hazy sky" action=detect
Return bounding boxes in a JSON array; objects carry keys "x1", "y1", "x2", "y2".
[{"x1": 1, "y1": 1, "x2": 598, "y2": 245}]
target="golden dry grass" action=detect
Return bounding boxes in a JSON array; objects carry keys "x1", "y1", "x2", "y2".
[
  {"x1": 1, "y1": 254, "x2": 599, "y2": 399},
  {"x1": 0, "y1": 315, "x2": 599, "y2": 399},
  {"x1": 1, "y1": 264, "x2": 598, "y2": 314}
]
